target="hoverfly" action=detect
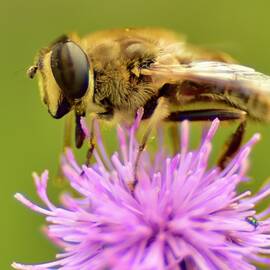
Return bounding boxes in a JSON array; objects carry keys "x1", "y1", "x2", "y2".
[{"x1": 27, "y1": 28, "x2": 270, "y2": 168}]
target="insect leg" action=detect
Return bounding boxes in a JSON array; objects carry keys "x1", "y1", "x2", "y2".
[
  {"x1": 132, "y1": 98, "x2": 169, "y2": 188},
  {"x1": 75, "y1": 113, "x2": 96, "y2": 167},
  {"x1": 85, "y1": 118, "x2": 96, "y2": 167},
  {"x1": 166, "y1": 109, "x2": 246, "y2": 122},
  {"x1": 165, "y1": 108, "x2": 247, "y2": 169},
  {"x1": 75, "y1": 113, "x2": 86, "y2": 148},
  {"x1": 218, "y1": 120, "x2": 247, "y2": 169}
]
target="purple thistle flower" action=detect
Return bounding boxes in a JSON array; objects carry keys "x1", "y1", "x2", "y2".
[{"x1": 12, "y1": 110, "x2": 270, "y2": 270}]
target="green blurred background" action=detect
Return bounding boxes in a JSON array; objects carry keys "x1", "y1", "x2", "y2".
[{"x1": 2, "y1": 0, "x2": 270, "y2": 269}]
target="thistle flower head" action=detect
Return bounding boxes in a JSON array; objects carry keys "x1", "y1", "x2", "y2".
[{"x1": 13, "y1": 111, "x2": 270, "y2": 270}]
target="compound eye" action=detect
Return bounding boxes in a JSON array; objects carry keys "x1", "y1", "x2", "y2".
[{"x1": 51, "y1": 41, "x2": 90, "y2": 99}]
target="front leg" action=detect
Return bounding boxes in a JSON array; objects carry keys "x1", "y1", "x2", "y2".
[
  {"x1": 85, "y1": 118, "x2": 96, "y2": 167},
  {"x1": 75, "y1": 113, "x2": 86, "y2": 148},
  {"x1": 84, "y1": 109, "x2": 114, "y2": 166}
]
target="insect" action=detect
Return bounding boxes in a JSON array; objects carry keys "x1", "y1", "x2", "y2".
[
  {"x1": 27, "y1": 28, "x2": 270, "y2": 168},
  {"x1": 245, "y1": 216, "x2": 259, "y2": 228}
]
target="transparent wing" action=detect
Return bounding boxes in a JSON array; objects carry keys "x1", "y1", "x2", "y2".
[{"x1": 143, "y1": 61, "x2": 270, "y2": 94}]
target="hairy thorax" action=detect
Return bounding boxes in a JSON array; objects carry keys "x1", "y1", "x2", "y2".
[{"x1": 85, "y1": 34, "x2": 162, "y2": 120}]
